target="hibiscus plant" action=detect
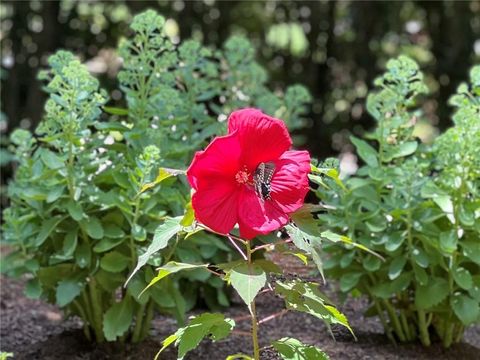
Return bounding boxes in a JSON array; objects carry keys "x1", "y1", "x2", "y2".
[
  {"x1": 317, "y1": 57, "x2": 480, "y2": 347},
  {"x1": 1, "y1": 10, "x2": 312, "y2": 344},
  {"x1": 134, "y1": 109, "x2": 377, "y2": 360}
]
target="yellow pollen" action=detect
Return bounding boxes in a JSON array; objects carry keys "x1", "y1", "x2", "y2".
[{"x1": 235, "y1": 170, "x2": 249, "y2": 184}]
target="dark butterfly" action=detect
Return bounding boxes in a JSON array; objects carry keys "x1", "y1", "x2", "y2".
[{"x1": 253, "y1": 161, "x2": 276, "y2": 201}]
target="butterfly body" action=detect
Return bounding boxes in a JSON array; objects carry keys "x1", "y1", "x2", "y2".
[{"x1": 253, "y1": 161, "x2": 276, "y2": 201}]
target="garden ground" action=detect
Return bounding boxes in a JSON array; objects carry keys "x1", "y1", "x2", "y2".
[{"x1": 1, "y1": 270, "x2": 479, "y2": 360}]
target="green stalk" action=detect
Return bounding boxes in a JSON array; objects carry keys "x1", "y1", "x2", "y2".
[
  {"x1": 246, "y1": 241, "x2": 260, "y2": 360},
  {"x1": 383, "y1": 299, "x2": 406, "y2": 342},
  {"x1": 417, "y1": 310, "x2": 431, "y2": 346},
  {"x1": 400, "y1": 310, "x2": 411, "y2": 341},
  {"x1": 373, "y1": 298, "x2": 396, "y2": 344},
  {"x1": 132, "y1": 301, "x2": 146, "y2": 343},
  {"x1": 140, "y1": 300, "x2": 155, "y2": 341},
  {"x1": 443, "y1": 322, "x2": 454, "y2": 348},
  {"x1": 89, "y1": 278, "x2": 105, "y2": 343}
]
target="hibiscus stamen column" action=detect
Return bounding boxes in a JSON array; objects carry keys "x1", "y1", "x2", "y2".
[{"x1": 245, "y1": 240, "x2": 260, "y2": 360}]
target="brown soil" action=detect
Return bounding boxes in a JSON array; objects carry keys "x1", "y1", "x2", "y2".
[{"x1": 1, "y1": 271, "x2": 479, "y2": 360}]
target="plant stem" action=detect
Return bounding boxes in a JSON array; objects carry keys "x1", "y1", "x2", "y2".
[
  {"x1": 417, "y1": 310, "x2": 431, "y2": 346},
  {"x1": 73, "y1": 300, "x2": 92, "y2": 341},
  {"x1": 88, "y1": 278, "x2": 105, "y2": 343},
  {"x1": 132, "y1": 301, "x2": 146, "y2": 343},
  {"x1": 383, "y1": 299, "x2": 406, "y2": 342},
  {"x1": 245, "y1": 241, "x2": 260, "y2": 360},
  {"x1": 140, "y1": 299, "x2": 155, "y2": 341},
  {"x1": 229, "y1": 235, "x2": 248, "y2": 260}
]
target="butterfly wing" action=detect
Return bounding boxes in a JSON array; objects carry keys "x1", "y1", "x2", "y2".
[{"x1": 254, "y1": 162, "x2": 276, "y2": 201}]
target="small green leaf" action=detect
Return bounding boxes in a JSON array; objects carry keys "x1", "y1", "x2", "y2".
[
  {"x1": 56, "y1": 279, "x2": 83, "y2": 307},
  {"x1": 230, "y1": 264, "x2": 266, "y2": 307},
  {"x1": 40, "y1": 149, "x2": 64, "y2": 169},
  {"x1": 350, "y1": 136, "x2": 379, "y2": 167},
  {"x1": 452, "y1": 294, "x2": 479, "y2": 326},
  {"x1": 83, "y1": 217, "x2": 104, "y2": 240},
  {"x1": 103, "y1": 106, "x2": 129, "y2": 115},
  {"x1": 180, "y1": 201, "x2": 195, "y2": 227},
  {"x1": 103, "y1": 296, "x2": 134, "y2": 341},
  {"x1": 35, "y1": 216, "x2": 64, "y2": 246},
  {"x1": 339, "y1": 273, "x2": 362, "y2": 292},
  {"x1": 439, "y1": 230, "x2": 457, "y2": 253},
  {"x1": 66, "y1": 201, "x2": 84, "y2": 221},
  {"x1": 388, "y1": 256, "x2": 407, "y2": 280},
  {"x1": 62, "y1": 229, "x2": 78, "y2": 256},
  {"x1": 462, "y1": 241, "x2": 480, "y2": 265},
  {"x1": 412, "y1": 247, "x2": 429, "y2": 268},
  {"x1": 272, "y1": 337, "x2": 330, "y2": 360},
  {"x1": 25, "y1": 278, "x2": 42, "y2": 299},
  {"x1": 139, "y1": 168, "x2": 184, "y2": 194},
  {"x1": 100, "y1": 251, "x2": 130, "y2": 273},
  {"x1": 453, "y1": 267, "x2": 473, "y2": 290}
]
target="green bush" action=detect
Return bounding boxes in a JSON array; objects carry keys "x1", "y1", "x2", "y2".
[
  {"x1": 316, "y1": 56, "x2": 480, "y2": 347},
  {"x1": 1, "y1": 10, "x2": 311, "y2": 343}
]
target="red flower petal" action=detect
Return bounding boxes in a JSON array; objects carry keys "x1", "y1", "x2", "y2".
[
  {"x1": 228, "y1": 108, "x2": 292, "y2": 170},
  {"x1": 191, "y1": 177, "x2": 239, "y2": 234},
  {"x1": 237, "y1": 187, "x2": 289, "y2": 239},
  {"x1": 187, "y1": 132, "x2": 242, "y2": 190},
  {"x1": 270, "y1": 150, "x2": 311, "y2": 213}
]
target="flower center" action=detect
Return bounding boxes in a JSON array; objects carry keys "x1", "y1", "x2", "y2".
[{"x1": 235, "y1": 168, "x2": 250, "y2": 184}]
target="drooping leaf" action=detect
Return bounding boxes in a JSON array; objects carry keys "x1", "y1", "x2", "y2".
[
  {"x1": 125, "y1": 217, "x2": 182, "y2": 285},
  {"x1": 156, "y1": 313, "x2": 235, "y2": 360}
]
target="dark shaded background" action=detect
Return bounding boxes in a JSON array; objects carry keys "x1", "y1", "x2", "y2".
[{"x1": 1, "y1": 0, "x2": 479, "y2": 160}]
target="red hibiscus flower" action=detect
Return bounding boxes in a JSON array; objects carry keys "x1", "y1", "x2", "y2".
[{"x1": 186, "y1": 108, "x2": 311, "y2": 239}]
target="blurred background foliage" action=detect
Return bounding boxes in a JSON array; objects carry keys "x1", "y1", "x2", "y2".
[{"x1": 1, "y1": 0, "x2": 479, "y2": 170}]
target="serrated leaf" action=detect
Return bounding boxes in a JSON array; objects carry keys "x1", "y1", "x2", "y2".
[
  {"x1": 156, "y1": 313, "x2": 235, "y2": 360},
  {"x1": 230, "y1": 263, "x2": 266, "y2": 307},
  {"x1": 272, "y1": 337, "x2": 330, "y2": 360},
  {"x1": 103, "y1": 296, "x2": 134, "y2": 341},
  {"x1": 141, "y1": 262, "x2": 208, "y2": 297},
  {"x1": 415, "y1": 277, "x2": 449, "y2": 309},
  {"x1": 126, "y1": 217, "x2": 182, "y2": 285}
]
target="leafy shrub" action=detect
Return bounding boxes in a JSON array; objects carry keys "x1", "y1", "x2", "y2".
[
  {"x1": 317, "y1": 56, "x2": 480, "y2": 347},
  {"x1": 1, "y1": 10, "x2": 311, "y2": 343}
]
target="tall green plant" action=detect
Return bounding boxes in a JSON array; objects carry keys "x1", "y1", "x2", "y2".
[
  {"x1": 316, "y1": 57, "x2": 480, "y2": 347},
  {"x1": 1, "y1": 10, "x2": 312, "y2": 343}
]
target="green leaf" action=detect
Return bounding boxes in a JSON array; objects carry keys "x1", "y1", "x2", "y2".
[
  {"x1": 350, "y1": 136, "x2": 378, "y2": 167},
  {"x1": 126, "y1": 217, "x2": 182, "y2": 285},
  {"x1": 439, "y1": 230, "x2": 457, "y2": 253},
  {"x1": 276, "y1": 279, "x2": 354, "y2": 338},
  {"x1": 415, "y1": 277, "x2": 449, "y2": 309},
  {"x1": 25, "y1": 278, "x2": 42, "y2": 299},
  {"x1": 321, "y1": 230, "x2": 384, "y2": 260},
  {"x1": 40, "y1": 149, "x2": 64, "y2": 169},
  {"x1": 272, "y1": 337, "x2": 330, "y2": 360},
  {"x1": 56, "y1": 279, "x2": 83, "y2": 307},
  {"x1": 139, "y1": 168, "x2": 183, "y2": 194},
  {"x1": 156, "y1": 313, "x2": 235, "y2": 360},
  {"x1": 103, "y1": 296, "x2": 134, "y2": 341},
  {"x1": 462, "y1": 241, "x2": 480, "y2": 265},
  {"x1": 35, "y1": 216, "x2": 63, "y2": 246},
  {"x1": 62, "y1": 229, "x2": 78, "y2": 256},
  {"x1": 103, "y1": 106, "x2": 129, "y2": 115},
  {"x1": 100, "y1": 251, "x2": 130, "y2": 273},
  {"x1": 66, "y1": 201, "x2": 84, "y2": 221},
  {"x1": 83, "y1": 217, "x2": 104, "y2": 240},
  {"x1": 412, "y1": 247, "x2": 429, "y2": 268},
  {"x1": 339, "y1": 273, "x2": 362, "y2": 292},
  {"x1": 180, "y1": 201, "x2": 195, "y2": 227},
  {"x1": 452, "y1": 294, "x2": 479, "y2": 326},
  {"x1": 386, "y1": 141, "x2": 418, "y2": 160},
  {"x1": 141, "y1": 262, "x2": 208, "y2": 297},
  {"x1": 453, "y1": 267, "x2": 473, "y2": 290},
  {"x1": 388, "y1": 256, "x2": 407, "y2": 280},
  {"x1": 230, "y1": 263, "x2": 266, "y2": 307}
]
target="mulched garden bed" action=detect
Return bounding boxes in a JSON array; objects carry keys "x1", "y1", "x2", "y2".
[{"x1": 1, "y1": 272, "x2": 479, "y2": 360}]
